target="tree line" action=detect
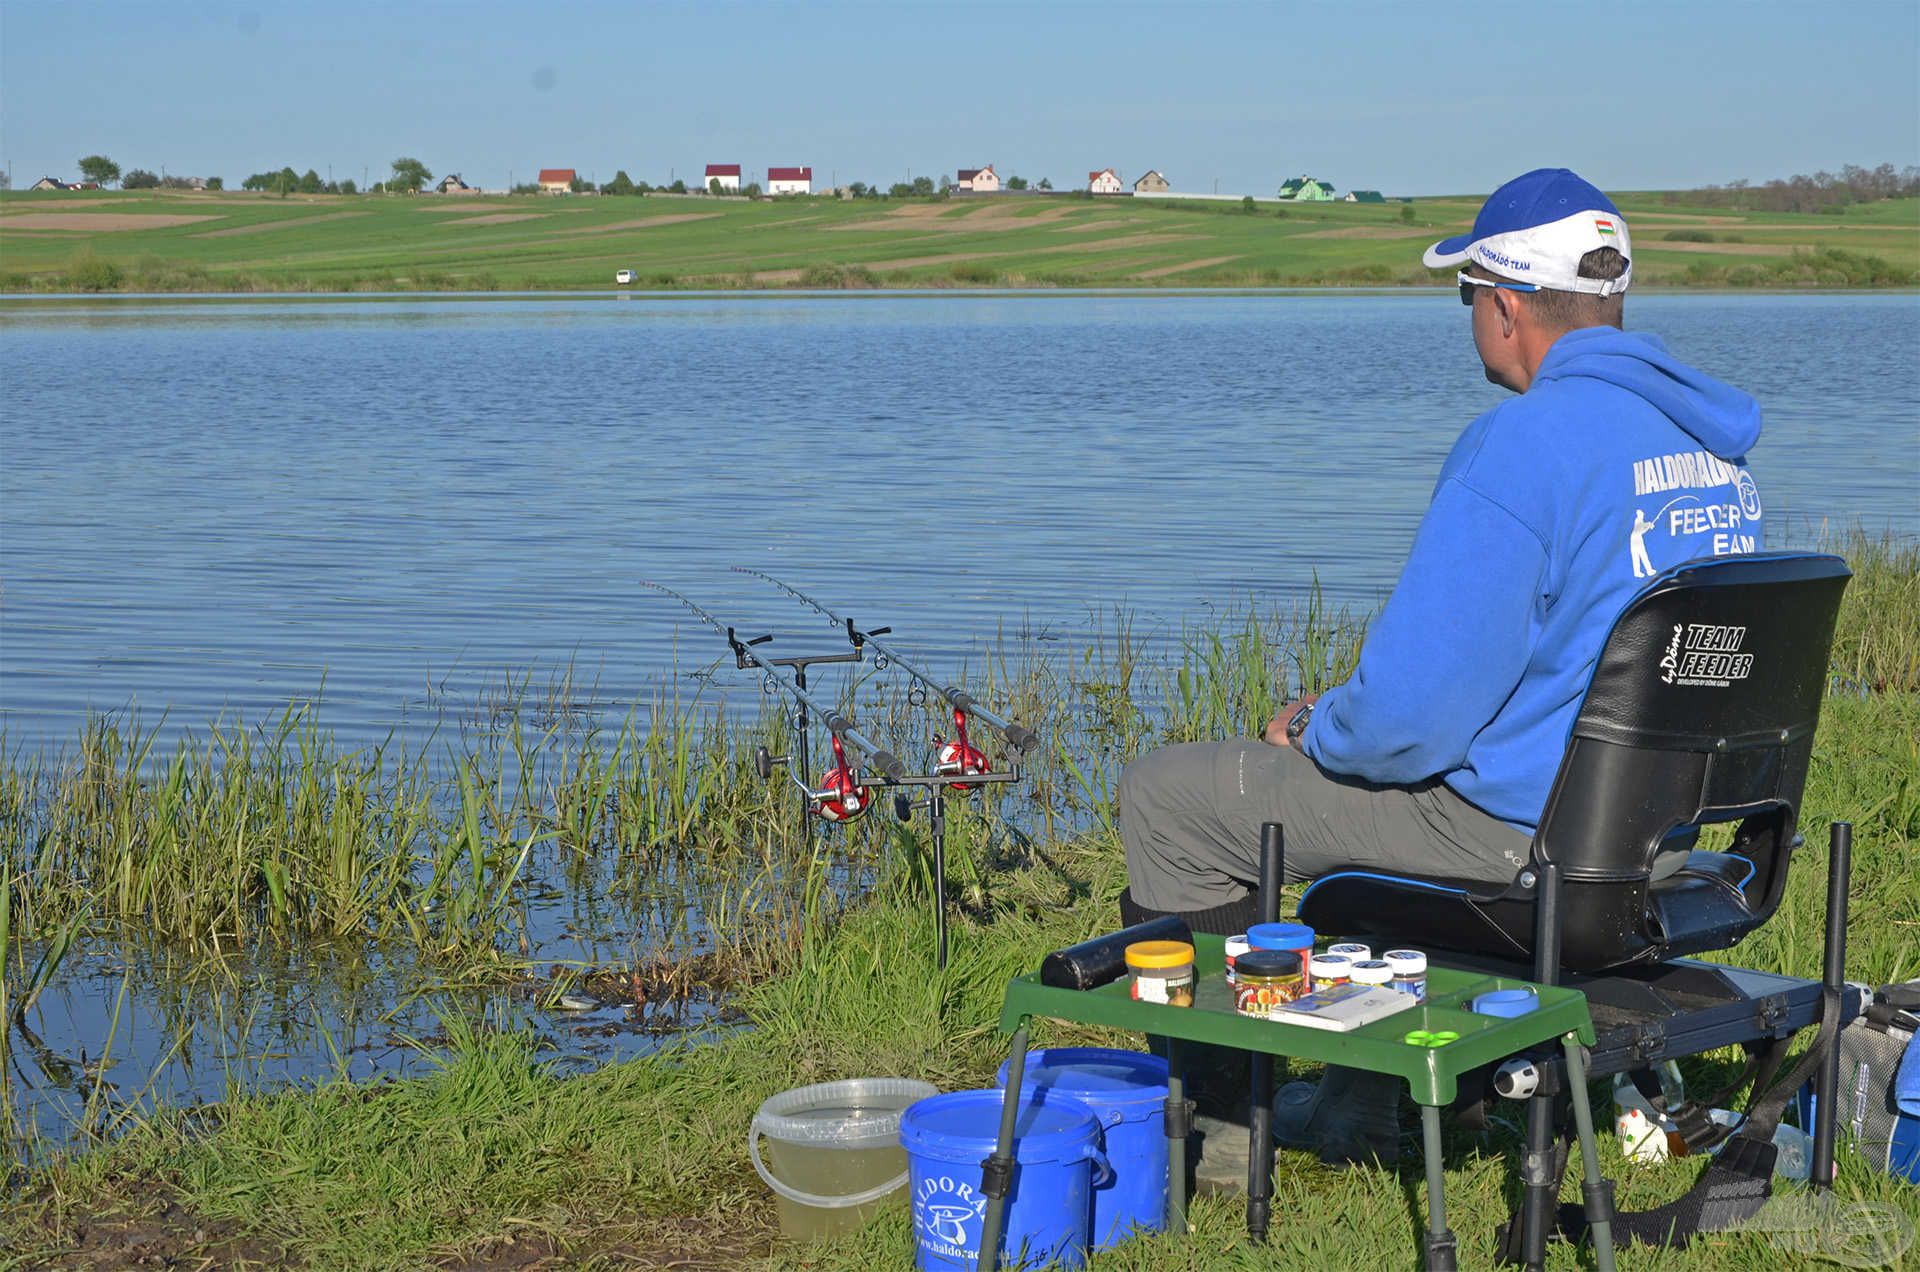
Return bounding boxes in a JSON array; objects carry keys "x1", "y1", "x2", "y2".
[{"x1": 1668, "y1": 163, "x2": 1920, "y2": 214}]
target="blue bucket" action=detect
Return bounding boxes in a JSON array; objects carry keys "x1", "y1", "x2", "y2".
[
  {"x1": 995, "y1": 1047, "x2": 1170, "y2": 1248},
  {"x1": 899, "y1": 1088, "x2": 1107, "y2": 1271}
]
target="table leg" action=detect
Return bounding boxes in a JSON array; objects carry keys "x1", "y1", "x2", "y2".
[
  {"x1": 1246, "y1": 1051, "x2": 1273, "y2": 1242},
  {"x1": 1420, "y1": 1104, "x2": 1458, "y2": 1271},
  {"x1": 1164, "y1": 1037, "x2": 1189, "y2": 1235},
  {"x1": 1561, "y1": 1035, "x2": 1617, "y2": 1272},
  {"x1": 978, "y1": 1022, "x2": 1029, "y2": 1272}
]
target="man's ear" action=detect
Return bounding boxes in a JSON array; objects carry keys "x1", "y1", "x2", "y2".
[{"x1": 1494, "y1": 289, "x2": 1518, "y2": 337}]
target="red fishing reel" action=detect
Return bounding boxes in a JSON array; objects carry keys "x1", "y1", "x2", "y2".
[
  {"x1": 812, "y1": 735, "x2": 872, "y2": 823},
  {"x1": 933, "y1": 708, "x2": 991, "y2": 792}
]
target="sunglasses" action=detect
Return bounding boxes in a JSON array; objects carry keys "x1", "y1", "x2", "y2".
[{"x1": 1458, "y1": 271, "x2": 1541, "y2": 306}]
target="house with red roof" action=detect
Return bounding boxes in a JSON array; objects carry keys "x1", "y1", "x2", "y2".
[
  {"x1": 537, "y1": 168, "x2": 577, "y2": 194},
  {"x1": 956, "y1": 165, "x2": 999, "y2": 193},
  {"x1": 767, "y1": 166, "x2": 813, "y2": 196},
  {"x1": 704, "y1": 163, "x2": 741, "y2": 193},
  {"x1": 1087, "y1": 168, "x2": 1124, "y2": 195}
]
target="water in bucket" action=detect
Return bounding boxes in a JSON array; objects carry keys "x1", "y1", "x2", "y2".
[{"x1": 751, "y1": 1077, "x2": 939, "y2": 1240}]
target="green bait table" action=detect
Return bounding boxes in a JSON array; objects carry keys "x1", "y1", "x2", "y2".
[{"x1": 979, "y1": 933, "x2": 1618, "y2": 1271}]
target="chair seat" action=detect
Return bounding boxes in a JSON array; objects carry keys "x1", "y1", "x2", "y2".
[{"x1": 1298, "y1": 851, "x2": 1767, "y2": 974}]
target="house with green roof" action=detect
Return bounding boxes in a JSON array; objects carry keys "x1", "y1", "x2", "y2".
[
  {"x1": 1278, "y1": 175, "x2": 1336, "y2": 201},
  {"x1": 1343, "y1": 189, "x2": 1386, "y2": 203}
]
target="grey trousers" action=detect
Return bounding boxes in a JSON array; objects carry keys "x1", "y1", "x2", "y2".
[{"x1": 1118, "y1": 739, "x2": 1533, "y2": 913}]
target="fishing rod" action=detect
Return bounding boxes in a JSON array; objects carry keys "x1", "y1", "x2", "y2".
[
  {"x1": 729, "y1": 567, "x2": 1040, "y2": 755},
  {"x1": 647, "y1": 578, "x2": 1031, "y2": 969},
  {"x1": 642, "y1": 581, "x2": 906, "y2": 788}
]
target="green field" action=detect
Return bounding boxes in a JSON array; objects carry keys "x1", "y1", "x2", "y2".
[{"x1": 3, "y1": 187, "x2": 1917, "y2": 292}]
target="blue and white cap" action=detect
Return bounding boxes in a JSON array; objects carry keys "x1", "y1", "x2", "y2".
[{"x1": 1424, "y1": 167, "x2": 1631, "y2": 296}]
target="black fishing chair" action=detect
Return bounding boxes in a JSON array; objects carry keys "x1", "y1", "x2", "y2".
[{"x1": 1299, "y1": 551, "x2": 1858, "y2": 1264}]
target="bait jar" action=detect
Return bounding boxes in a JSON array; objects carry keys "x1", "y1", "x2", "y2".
[
  {"x1": 1232, "y1": 949, "x2": 1304, "y2": 1018},
  {"x1": 1308, "y1": 953, "x2": 1354, "y2": 987},
  {"x1": 1383, "y1": 950, "x2": 1428, "y2": 1000},
  {"x1": 1247, "y1": 923, "x2": 1316, "y2": 982},
  {"x1": 1326, "y1": 942, "x2": 1372, "y2": 961},
  {"x1": 1348, "y1": 959, "x2": 1394, "y2": 988},
  {"x1": 1125, "y1": 940, "x2": 1195, "y2": 1007},
  {"x1": 1223, "y1": 934, "x2": 1252, "y2": 985}
]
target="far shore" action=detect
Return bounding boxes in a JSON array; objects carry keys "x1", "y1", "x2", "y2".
[{"x1": 4, "y1": 187, "x2": 1915, "y2": 295}]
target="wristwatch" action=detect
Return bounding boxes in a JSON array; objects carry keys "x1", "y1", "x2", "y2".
[{"x1": 1285, "y1": 702, "x2": 1314, "y2": 743}]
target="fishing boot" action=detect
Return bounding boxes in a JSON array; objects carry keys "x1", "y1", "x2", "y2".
[{"x1": 1273, "y1": 1064, "x2": 1403, "y2": 1167}]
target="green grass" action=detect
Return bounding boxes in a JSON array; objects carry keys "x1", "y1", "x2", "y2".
[
  {"x1": 3, "y1": 187, "x2": 1916, "y2": 293},
  {"x1": 4, "y1": 537, "x2": 1916, "y2": 1268}
]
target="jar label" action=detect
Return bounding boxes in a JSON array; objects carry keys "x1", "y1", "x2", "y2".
[
  {"x1": 1133, "y1": 969, "x2": 1196, "y2": 1007},
  {"x1": 1233, "y1": 975, "x2": 1305, "y2": 1017}
]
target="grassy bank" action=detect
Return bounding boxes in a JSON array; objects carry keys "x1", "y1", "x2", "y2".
[
  {"x1": 2, "y1": 187, "x2": 1916, "y2": 293},
  {"x1": 3, "y1": 536, "x2": 1917, "y2": 1268}
]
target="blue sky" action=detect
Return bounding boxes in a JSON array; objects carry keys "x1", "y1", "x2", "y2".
[{"x1": 4, "y1": 1, "x2": 1916, "y2": 196}]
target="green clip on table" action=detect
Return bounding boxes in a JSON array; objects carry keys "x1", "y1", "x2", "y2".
[{"x1": 978, "y1": 933, "x2": 1617, "y2": 1272}]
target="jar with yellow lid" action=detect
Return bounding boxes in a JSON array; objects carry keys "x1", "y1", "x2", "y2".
[{"x1": 1125, "y1": 940, "x2": 1195, "y2": 1006}]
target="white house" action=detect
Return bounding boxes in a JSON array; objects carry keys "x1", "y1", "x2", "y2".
[
  {"x1": 1087, "y1": 168, "x2": 1124, "y2": 195},
  {"x1": 704, "y1": 163, "x2": 741, "y2": 193},
  {"x1": 767, "y1": 166, "x2": 812, "y2": 195},
  {"x1": 537, "y1": 168, "x2": 577, "y2": 194},
  {"x1": 957, "y1": 165, "x2": 999, "y2": 193}
]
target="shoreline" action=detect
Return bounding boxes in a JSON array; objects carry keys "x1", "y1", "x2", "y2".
[{"x1": 5, "y1": 282, "x2": 1918, "y2": 303}]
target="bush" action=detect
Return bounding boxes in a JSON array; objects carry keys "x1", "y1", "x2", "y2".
[
  {"x1": 1664, "y1": 229, "x2": 1716, "y2": 242},
  {"x1": 949, "y1": 262, "x2": 997, "y2": 284},
  {"x1": 122, "y1": 169, "x2": 160, "y2": 190},
  {"x1": 797, "y1": 264, "x2": 878, "y2": 289},
  {"x1": 67, "y1": 251, "x2": 121, "y2": 291}
]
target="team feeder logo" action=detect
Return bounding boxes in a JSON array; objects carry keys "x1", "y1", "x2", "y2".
[{"x1": 1660, "y1": 622, "x2": 1755, "y2": 687}]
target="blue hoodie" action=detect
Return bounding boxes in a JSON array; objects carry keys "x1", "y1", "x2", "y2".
[{"x1": 1300, "y1": 326, "x2": 1765, "y2": 832}]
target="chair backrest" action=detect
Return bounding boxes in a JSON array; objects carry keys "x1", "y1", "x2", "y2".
[{"x1": 1534, "y1": 551, "x2": 1850, "y2": 966}]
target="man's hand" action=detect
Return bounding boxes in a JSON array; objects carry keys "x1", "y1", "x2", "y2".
[{"x1": 1262, "y1": 694, "x2": 1320, "y2": 748}]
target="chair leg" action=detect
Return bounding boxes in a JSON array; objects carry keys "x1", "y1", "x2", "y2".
[
  {"x1": 1562, "y1": 1034, "x2": 1617, "y2": 1272},
  {"x1": 977, "y1": 1022, "x2": 1029, "y2": 1272},
  {"x1": 1421, "y1": 1104, "x2": 1458, "y2": 1271},
  {"x1": 1515, "y1": 1092, "x2": 1560, "y2": 1269}
]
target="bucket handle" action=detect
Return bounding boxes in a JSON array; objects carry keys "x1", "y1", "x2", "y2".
[
  {"x1": 1084, "y1": 1143, "x2": 1114, "y2": 1189},
  {"x1": 749, "y1": 1118, "x2": 911, "y2": 1210}
]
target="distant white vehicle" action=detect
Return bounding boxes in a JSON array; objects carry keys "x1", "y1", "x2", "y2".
[{"x1": 615, "y1": 268, "x2": 636, "y2": 285}]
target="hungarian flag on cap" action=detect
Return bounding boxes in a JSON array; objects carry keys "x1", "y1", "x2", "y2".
[{"x1": 1595, "y1": 217, "x2": 1617, "y2": 237}]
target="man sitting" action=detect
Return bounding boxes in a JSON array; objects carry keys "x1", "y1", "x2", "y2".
[{"x1": 1117, "y1": 168, "x2": 1769, "y2": 1163}]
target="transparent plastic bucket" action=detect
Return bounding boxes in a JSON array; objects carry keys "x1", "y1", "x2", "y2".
[{"x1": 750, "y1": 1077, "x2": 939, "y2": 1240}]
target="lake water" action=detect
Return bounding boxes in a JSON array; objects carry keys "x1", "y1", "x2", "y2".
[
  {"x1": 2, "y1": 291, "x2": 1917, "y2": 1151},
  {"x1": 5, "y1": 291, "x2": 1915, "y2": 755}
]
